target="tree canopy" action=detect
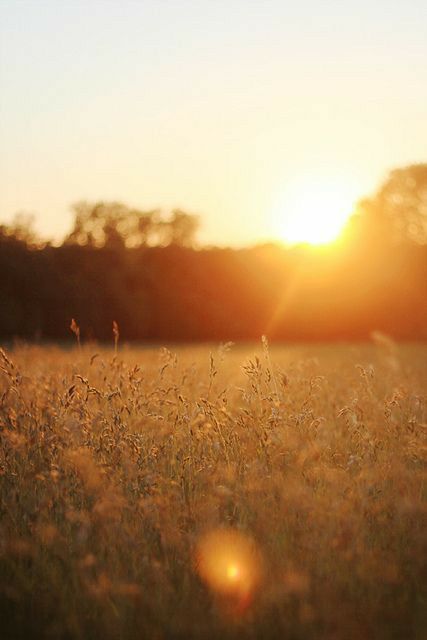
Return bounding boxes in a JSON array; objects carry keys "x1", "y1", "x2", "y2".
[
  {"x1": 352, "y1": 164, "x2": 427, "y2": 245},
  {"x1": 65, "y1": 201, "x2": 199, "y2": 249},
  {"x1": 1, "y1": 163, "x2": 427, "y2": 342}
]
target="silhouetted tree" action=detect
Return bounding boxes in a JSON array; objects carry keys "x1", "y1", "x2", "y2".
[
  {"x1": 352, "y1": 164, "x2": 427, "y2": 245},
  {"x1": 0, "y1": 213, "x2": 42, "y2": 248},
  {"x1": 65, "y1": 201, "x2": 157, "y2": 248},
  {"x1": 65, "y1": 201, "x2": 199, "y2": 249},
  {"x1": 160, "y1": 209, "x2": 200, "y2": 247},
  {"x1": 1, "y1": 170, "x2": 427, "y2": 342},
  {"x1": 377, "y1": 164, "x2": 427, "y2": 243}
]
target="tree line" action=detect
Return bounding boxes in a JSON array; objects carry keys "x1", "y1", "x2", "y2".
[{"x1": 1, "y1": 164, "x2": 426, "y2": 342}]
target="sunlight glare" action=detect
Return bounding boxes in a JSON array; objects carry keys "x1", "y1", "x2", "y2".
[{"x1": 272, "y1": 178, "x2": 356, "y2": 246}]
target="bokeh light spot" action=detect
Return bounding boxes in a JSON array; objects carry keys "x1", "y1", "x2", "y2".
[{"x1": 195, "y1": 528, "x2": 263, "y2": 611}]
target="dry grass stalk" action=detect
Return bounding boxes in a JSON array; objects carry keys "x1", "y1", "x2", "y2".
[
  {"x1": 0, "y1": 340, "x2": 425, "y2": 639},
  {"x1": 113, "y1": 320, "x2": 120, "y2": 355},
  {"x1": 70, "y1": 317, "x2": 81, "y2": 350}
]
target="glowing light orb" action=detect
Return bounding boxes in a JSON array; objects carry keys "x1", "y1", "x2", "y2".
[
  {"x1": 226, "y1": 564, "x2": 240, "y2": 581},
  {"x1": 195, "y1": 528, "x2": 262, "y2": 607}
]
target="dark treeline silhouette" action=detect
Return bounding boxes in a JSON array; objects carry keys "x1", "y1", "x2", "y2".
[{"x1": 1, "y1": 164, "x2": 427, "y2": 342}]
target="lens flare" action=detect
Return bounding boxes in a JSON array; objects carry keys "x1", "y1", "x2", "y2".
[{"x1": 195, "y1": 528, "x2": 263, "y2": 610}]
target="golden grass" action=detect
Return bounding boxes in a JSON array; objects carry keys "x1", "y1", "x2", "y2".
[{"x1": 0, "y1": 341, "x2": 426, "y2": 639}]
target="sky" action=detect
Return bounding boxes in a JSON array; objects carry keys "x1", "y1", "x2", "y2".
[{"x1": 0, "y1": 0, "x2": 426, "y2": 246}]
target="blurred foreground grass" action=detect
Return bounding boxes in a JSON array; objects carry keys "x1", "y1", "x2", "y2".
[{"x1": 0, "y1": 341, "x2": 426, "y2": 639}]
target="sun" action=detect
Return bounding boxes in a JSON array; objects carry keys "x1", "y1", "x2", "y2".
[{"x1": 272, "y1": 178, "x2": 356, "y2": 246}]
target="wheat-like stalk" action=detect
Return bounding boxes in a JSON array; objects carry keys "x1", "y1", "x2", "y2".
[
  {"x1": 113, "y1": 320, "x2": 120, "y2": 355},
  {"x1": 70, "y1": 318, "x2": 81, "y2": 350}
]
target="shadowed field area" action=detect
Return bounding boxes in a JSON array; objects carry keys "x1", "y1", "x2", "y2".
[{"x1": 0, "y1": 342, "x2": 426, "y2": 639}]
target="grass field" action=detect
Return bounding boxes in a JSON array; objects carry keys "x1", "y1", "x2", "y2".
[{"x1": 0, "y1": 340, "x2": 426, "y2": 639}]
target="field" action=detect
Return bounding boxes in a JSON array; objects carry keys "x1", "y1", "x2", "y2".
[{"x1": 0, "y1": 340, "x2": 426, "y2": 640}]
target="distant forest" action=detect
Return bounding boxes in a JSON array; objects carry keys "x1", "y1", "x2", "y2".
[{"x1": 1, "y1": 164, "x2": 427, "y2": 342}]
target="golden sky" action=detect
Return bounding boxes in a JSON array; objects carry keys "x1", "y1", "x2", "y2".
[{"x1": 0, "y1": 1, "x2": 426, "y2": 246}]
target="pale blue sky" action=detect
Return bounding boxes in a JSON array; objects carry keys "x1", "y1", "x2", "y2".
[{"x1": 1, "y1": 0, "x2": 426, "y2": 245}]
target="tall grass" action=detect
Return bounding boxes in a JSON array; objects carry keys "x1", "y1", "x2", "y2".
[{"x1": 0, "y1": 341, "x2": 425, "y2": 639}]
